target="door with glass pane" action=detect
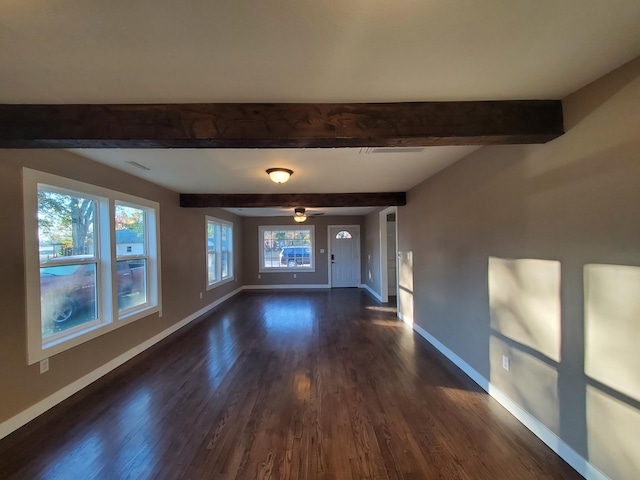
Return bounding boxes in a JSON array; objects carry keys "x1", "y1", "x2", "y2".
[{"x1": 329, "y1": 226, "x2": 360, "y2": 287}]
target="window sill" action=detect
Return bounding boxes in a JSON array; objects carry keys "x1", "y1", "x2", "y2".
[
  {"x1": 29, "y1": 304, "x2": 161, "y2": 365},
  {"x1": 259, "y1": 268, "x2": 316, "y2": 273}
]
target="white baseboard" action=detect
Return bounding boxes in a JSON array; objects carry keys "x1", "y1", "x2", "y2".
[
  {"x1": 0, "y1": 286, "x2": 243, "y2": 441},
  {"x1": 243, "y1": 284, "x2": 330, "y2": 290},
  {"x1": 409, "y1": 321, "x2": 608, "y2": 480},
  {"x1": 359, "y1": 283, "x2": 383, "y2": 302}
]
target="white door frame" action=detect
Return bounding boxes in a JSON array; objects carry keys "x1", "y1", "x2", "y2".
[
  {"x1": 327, "y1": 225, "x2": 361, "y2": 288},
  {"x1": 379, "y1": 207, "x2": 398, "y2": 304}
]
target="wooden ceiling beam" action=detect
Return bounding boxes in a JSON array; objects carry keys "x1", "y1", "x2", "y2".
[
  {"x1": 0, "y1": 101, "x2": 563, "y2": 148},
  {"x1": 179, "y1": 193, "x2": 407, "y2": 208}
]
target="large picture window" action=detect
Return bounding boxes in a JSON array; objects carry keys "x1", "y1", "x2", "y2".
[
  {"x1": 24, "y1": 169, "x2": 161, "y2": 364},
  {"x1": 259, "y1": 225, "x2": 315, "y2": 272},
  {"x1": 206, "y1": 216, "x2": 234, "y2": 288}
]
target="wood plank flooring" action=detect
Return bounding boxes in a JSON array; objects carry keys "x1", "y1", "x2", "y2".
[{"x1": 0, "y1": 290, "x2": 582, "y2": 479}]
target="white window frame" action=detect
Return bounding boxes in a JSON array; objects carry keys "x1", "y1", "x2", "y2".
[
  {"x1": 259, "y1": 225, "x2": 315, "y2": 273},
  {"x1": 23, "y1": 168, "x2": 162, "y2": 365},
  {"x1": 206, "y1": 216, "x2": 234, "y2": 289},
  {"x1": 115, "y1": 200, "x2": 160, "y2": 321}
]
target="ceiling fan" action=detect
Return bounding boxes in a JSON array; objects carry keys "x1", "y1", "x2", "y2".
[{"x1": 293, "y1": 207, "x2": 324, "y2": 223}]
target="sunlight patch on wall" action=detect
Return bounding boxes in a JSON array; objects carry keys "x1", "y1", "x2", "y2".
[
  {"x1": 489, "y1": 335, "x2": 560, "y2": 433},
  {"x1": 585, "y1": 264, "x2": 640, "y2": 401},
  {"x1": 398, "y1": 251, "x2": 413, "y2": 324},
  {"x1": 488, "y1": 257, "x2": 561, "y2": 362},
  {"x1": 587, "y1": 386, "x2": 640, "y2": 480}
]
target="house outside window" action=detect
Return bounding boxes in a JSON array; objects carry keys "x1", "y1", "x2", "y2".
[
  {"x1": 259, "y1": 225, "x2": 315, "y2": 272},
  {"x1": 206, "y1": 216, "x2": 234, "y2": 288}
]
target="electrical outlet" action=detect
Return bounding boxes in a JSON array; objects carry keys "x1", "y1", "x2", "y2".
[
  {"x1": 199, "y1": 292, "x2": 203, "y2": 299},
  {"x1": 258, "y1": 274, "x2": 261, "y2": 279},
  {"x1": 293, "y1": 273, "x2": 297, "y2": 278},
  {"x1": 502, "y1": 355, "x2": 510, "y2": 371},
  {"x1": 40, "y1": 358, "x2": 49, "y2": 374}
]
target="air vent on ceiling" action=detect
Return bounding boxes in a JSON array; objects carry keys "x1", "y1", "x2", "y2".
[
  {"x1": 125, "y1": 160, "x2": 151, "y2": 171},
  {"x1": 359, "y1": 147, "x2": 425, "y2": 154}
]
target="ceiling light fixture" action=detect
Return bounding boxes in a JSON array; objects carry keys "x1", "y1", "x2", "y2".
[
  {"x1": 293, "y1": 207, "x2": 307, "y2": 222},
  {"x1": 266, "y1": 168, "x2": 293, "y2": 184}
]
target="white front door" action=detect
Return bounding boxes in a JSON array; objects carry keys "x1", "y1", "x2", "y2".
[{"x1": 329, "y1": 226, "x2": 360, "y2": 287}]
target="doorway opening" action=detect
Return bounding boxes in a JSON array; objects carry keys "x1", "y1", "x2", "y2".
[{"x1": 379, "y1": 207, "x2": 398, "y2": 307}]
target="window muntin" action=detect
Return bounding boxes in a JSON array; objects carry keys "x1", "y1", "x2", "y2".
[
  {"x1": 37, "y1": 189, "x2": 101, "y2": 340},
  {"x1": 221, "y1": 223, "x2": 231, "y2": 279},
  {"x1": 38, "y1": 189, "x2": 96, "y2": 261},
  {"x1": 115, "y1": 203, "x2": 150, "y2": 314},
  {"x1": 259, "y1": 226, "x2": 315, "y2": 272},
  {"x1": 206, "y1": 216, "x2": 233, "y2": 288},
  {"x1": 24, "y1": 168, "x2": 161, "y2": 364}
]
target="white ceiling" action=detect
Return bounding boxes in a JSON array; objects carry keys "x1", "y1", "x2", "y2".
[
  {"x1": 3, "y1": 1, "x2": 640, "y2": 216},
  {"x1": 71, "y1": 146, "x2": 479, "y2": 193},
  {"x1": 2, "y1": 1, "x2": 639, "y2": 103},
  {"x1": 72, "y1": 146, "x2": 479, "y2": 216}
]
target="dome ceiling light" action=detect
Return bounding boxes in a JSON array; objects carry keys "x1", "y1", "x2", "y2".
[{"x1": 266, "y1": 168, "x2": 293, "y2": 184}]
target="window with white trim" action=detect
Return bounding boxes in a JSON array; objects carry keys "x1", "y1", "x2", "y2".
[
  {"x1": 259, "y1": 225, "x2": 315, "y2": 272},
  {"x1": 206, "y1": 216, "x2": 233, "y2": 288},
  {"x1": 23, "y1": 169, "x2": 161, "y2": 364},
  {"x1": 115, "y1": 203, "x2": 151, "y2": 314}
]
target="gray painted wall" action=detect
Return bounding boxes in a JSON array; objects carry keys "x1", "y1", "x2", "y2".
[
  {"x1": 397, "y1": 57, "x2": 640, "y2": 480},
  {"x1": 0, "y1": 150, "x2": 243, "y2": 425}
]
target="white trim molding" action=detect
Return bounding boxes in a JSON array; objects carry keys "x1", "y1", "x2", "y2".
[
  {"x1": 23, "y1": 168, "x2": 162, "y2": 364},
  {"x1": 409, "y1": 321, "x2": 609, "y2": 480},
  {"x1": 243, "y1": 284, "x2": 330, "y2": 290},
  {"x1": 258, "y1": 225, "x2": 316, "y2": 273},
  {"x1": 378, "y1": 206, "x2": 398, "y2": 304},
  {"x1": 359, "y1": 283, "x2": 383, "y2": 303},
  {"x1": 0, "y1": 286, "x2": 243, "y2": 441}
]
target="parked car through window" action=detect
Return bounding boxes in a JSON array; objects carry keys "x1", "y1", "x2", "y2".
[{"x1": 279, "y1": 246, "x2": 311, "y2": 267}]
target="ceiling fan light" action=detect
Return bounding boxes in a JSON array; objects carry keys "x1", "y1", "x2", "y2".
[
  {"x1": 266, "y1": 168, "x2": 293, "y2": 184},
  {"x1": 294, "y1": 207, "x2": 306, "y2": 216},
  {"x1": 293, "y1": 215, "x2": 307, "y2": 223}
]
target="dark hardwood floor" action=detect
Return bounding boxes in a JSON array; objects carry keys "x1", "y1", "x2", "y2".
[{"x1": 0, "y1": 290, "x2": 581, "y2": 480}]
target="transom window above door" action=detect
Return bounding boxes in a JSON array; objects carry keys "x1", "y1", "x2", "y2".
[{"x1": 335, "y1": 230, "x2": 353, "y2": 239}]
